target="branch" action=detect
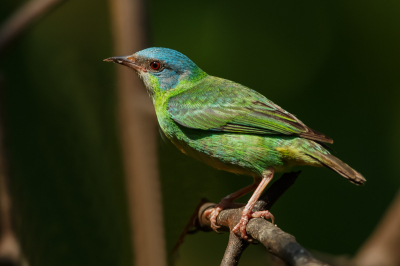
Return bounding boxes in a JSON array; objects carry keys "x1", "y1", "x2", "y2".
[
  {"x1": 218, "y1": 171, "x2": 302, "y2": 265},
  {"x1": 0, "y1": 76, "x2": 21, "y2": 265},
  {"x1": 0, "y1": 0, "x2": 66, "y2": 57},
  {"x1": 194, "y1": 172, "x2": 329, "y2": 266},
  {"x1": 246, "y1": 219, "x2": 328, "y2": 266},
  {"x1": 353, "y1": 189, "x2": 400, "y2": 266},
  {"x1": 220, "y1": 232, "x2": 249, "y2": 266},
  {"x1": 0, "y1": 0, "x2": 66, "y2": 264},
  {"x1": 107, "y1": 0, "x2": 166, "y2": 265}
]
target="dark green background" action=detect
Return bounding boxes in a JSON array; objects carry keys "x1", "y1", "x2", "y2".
[{"x1": 1, "y1": 0, "x2": 399, "y2": 265}]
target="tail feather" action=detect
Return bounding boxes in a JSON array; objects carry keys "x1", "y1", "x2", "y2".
[{"x1": 308, "y1": 153, "x2": 366, "y2": 185}]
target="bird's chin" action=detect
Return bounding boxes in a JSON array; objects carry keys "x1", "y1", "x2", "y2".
[{"x1": 137, "y1": 72, "x2": 154, "y2": 93}]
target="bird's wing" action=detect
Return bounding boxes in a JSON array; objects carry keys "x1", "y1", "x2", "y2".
[{"x1": 167, "y1": 76, "x2": 333, "y2": 143}]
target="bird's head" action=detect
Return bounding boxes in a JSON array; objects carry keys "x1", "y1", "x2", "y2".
[{"x1": 104, "y1": 47, "x2": 207, "y2": 99}]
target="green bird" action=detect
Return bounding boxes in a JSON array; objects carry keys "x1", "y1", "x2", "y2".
[{"x1": 105, "y1": 47, "x2": 365, "y2": 239}]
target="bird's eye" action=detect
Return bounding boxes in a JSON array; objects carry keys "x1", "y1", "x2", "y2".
[{"x1": 150, "y1": 61, "x2": 161, "y2": 70}]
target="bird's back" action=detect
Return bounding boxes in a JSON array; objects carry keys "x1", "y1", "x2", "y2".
[{"x1": 152, "y1": 76, "x2": 327, "y2": 176}]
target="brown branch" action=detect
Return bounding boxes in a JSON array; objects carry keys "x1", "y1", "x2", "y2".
[
  {"x1": 172, "y1": 198, "x2": 210, "y2": 254},
  {"x1": 192, "y1": 172, "x2": 329, "y2": 266},
  {"x1": 0, "y1": 0, "x2": 66, "y2": 57},
  {"x1": 0, "y1": 1, "x2": 68, "y2": 264},
  {"x1": 246, "y1": 219, "x2": 329, "y2": 266},
  {"x1": 0, "y1": 77, "x2": 21, "y2": 265},
  {"x1": 220, "y1": 232, "x2": 249, "y2": 266},
  {"x1": 107, "y1": 0, "x2": 166, "y2": 266},
  {"x1": 219, "y1": 171, "x2": 302, "y2": 265},
  {"x1": 353, "y1": 189, "x2": 400, "y2": 266}
]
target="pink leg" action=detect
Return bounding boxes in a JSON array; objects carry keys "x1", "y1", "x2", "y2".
[
  {"x1": 204, "y1": 180, "x2": 261, "y2": 232},
  {"x1": 232, "y1": 169, "x2": 275, "y2": 240}
]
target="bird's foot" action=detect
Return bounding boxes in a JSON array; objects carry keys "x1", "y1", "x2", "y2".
[
  {"x1": 204, "y1": 200, "x2": 244, "y2": 233},
  {"x1": 204, "y1": 206, "x2": 223, "y2": 232},
  {"x1": 232, "y1": 209, "x2": 274, "y2": 240}
]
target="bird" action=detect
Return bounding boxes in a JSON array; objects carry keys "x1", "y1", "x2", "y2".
[{"x1": 104, "y1": 47, "x2": 365, "y2": 240}]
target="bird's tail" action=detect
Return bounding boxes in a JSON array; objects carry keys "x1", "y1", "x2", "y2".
[{"x1": 307, "y1": 153, "x2": 366, "y2": 185}]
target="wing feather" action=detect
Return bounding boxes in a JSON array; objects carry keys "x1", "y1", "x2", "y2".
[{"x1": 167, "y1": 76, "x2": 333, "y2": 144}]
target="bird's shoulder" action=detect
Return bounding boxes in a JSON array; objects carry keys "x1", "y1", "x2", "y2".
[{"x1": 169, "y1": 75, "x2": 274, "y2": 107}]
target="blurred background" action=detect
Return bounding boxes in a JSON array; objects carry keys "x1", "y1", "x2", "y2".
[{"x1": 0, "y1": 0, "x2": 400, "y2": 265}]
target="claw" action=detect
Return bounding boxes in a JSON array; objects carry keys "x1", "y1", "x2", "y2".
[
  {"x1": 204, "y1": 206, "x2": 223, "y2": 232},
  {"x1": 252, "y1": 210, "x2": 274, "y2": 224},
  {"x1": 232, "y1": 209, "x2": 274, "y2": 240},
  {"x1": 204, "y1": 199, "x2": 245, "y2": 233}
]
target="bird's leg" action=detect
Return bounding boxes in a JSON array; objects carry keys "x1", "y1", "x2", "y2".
[
  {"x1": 232, "y1": 168, "x2": 275, "y2": 240},
  {"x1": 204, "y1": 180, "x2": 261, "y2": 233}
]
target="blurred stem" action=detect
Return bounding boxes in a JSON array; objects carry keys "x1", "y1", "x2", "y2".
[
  {"x1": 0, "y1": 0, "x2": 65, "y2": 262},
  {"x1": 107, "y1": 1, "x2": 166, "y2": 266},
  {"x1": 353, "y1": 189, "x2": 400, "y2": 266},
  {"x1": 0, "y1": 0, "x2": 66, "y2": 57},
  {"x1": 0, "y1": 76, "x2": 20, "y2": 264}
]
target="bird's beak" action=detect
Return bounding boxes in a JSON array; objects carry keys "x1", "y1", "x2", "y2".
[{"x1": 103, "y1": 55, "x2": 146, "y2": 72}]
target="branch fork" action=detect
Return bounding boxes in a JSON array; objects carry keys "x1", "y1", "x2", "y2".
[{"x1": 175, "y1": 171, "x2": 330, "y2": 266}]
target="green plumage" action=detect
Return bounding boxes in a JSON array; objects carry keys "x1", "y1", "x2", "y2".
[
  {"x1": 105, "y1": 47, "x2": 365, "y2": 185},
  {"x1": 157, "y1": 75, "x2": 330, "y2": 177}
]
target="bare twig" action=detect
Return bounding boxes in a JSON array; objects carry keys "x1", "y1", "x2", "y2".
[
  {"x1": 0, "y1": 0, "x2": 66, "y2": 57},
  {"x1": 246, "y1": 219, "x2": 329, "y2": 266},
  {"x1": 221, "y1": 232, "x2": 249, "y2": 266},
  {"x1": 107, "y1": 1, "x2": 166, "y2": 266},
  {"x1": 219, "y1": 171, "x2": 301, "y2": 265},
  {"x1": 193, "y1": 172, "x2": 329, "y2": 266},
  {"x1": 0, "y1": 76, "x2": 21, "y2": 265},
  {"x1": 0, "y1": 0, "x2": 67, "y2": 264},
  {"x1": 353, "y1": 189, "x2": 400, "y2": 266},
  {"x1": 172, "y1": 198, "x2": 209, "y2": 254}
]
